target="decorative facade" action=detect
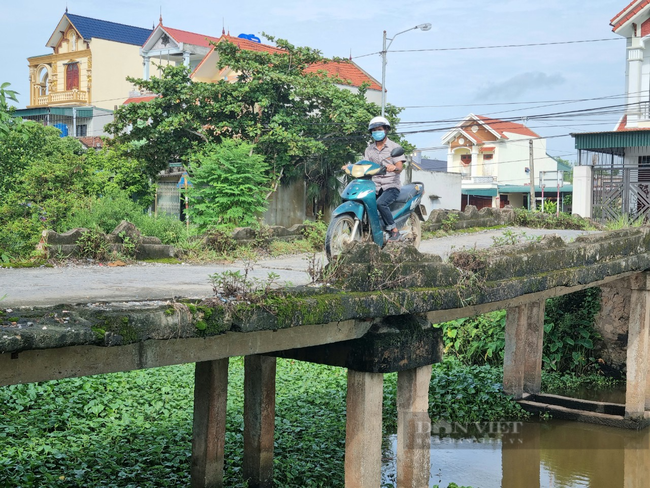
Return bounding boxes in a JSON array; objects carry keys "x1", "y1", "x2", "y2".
[{"x1": 18, "y1": 12, "x2": 152, "y2": 138}]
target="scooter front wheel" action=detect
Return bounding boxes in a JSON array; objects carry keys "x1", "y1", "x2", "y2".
[{"x1": 325, "y1": 214, "x2": 362, "y2": 260}]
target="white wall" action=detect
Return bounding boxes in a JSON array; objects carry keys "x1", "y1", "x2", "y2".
[
  {"x1": 495, "y1": 134, "x2": 558, "y2": 187},
  {"x1": 407, "y1": 170, "x2": 462, "y2": 213}
]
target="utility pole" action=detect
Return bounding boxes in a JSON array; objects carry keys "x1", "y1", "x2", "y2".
[{"x1": 529, "y1": 139, "x2": 535, "y2": 211}]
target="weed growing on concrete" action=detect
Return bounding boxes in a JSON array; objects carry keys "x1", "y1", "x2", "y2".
[
  {"x1": 491, "y1": 230, "x2": 541, "y2": 247},
  {"x1": 75, "y1": 228, "x2": 109, "y2": 260}
]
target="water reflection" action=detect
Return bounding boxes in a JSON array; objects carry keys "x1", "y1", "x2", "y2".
[{"x1": 382, "y1": 420, "x2": 650, "y2": 488}]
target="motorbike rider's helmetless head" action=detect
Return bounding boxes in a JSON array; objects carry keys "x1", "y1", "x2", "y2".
[{"x1": 368, "y1": 116, "x2": 390, "y2": 142}]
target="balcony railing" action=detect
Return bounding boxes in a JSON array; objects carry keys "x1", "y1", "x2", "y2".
[
  {"x1": 462, "y1": 175, "x2": 496, "y2": 184},
  {"x1": 36, "y1": 90, "x2": 88, "y2": 106}
]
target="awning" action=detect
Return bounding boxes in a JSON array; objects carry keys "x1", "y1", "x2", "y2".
[
  {"x1": 14, "y1": 107, "x2": 97, "y2": 118},
  {"x1": 461, "y1": 188, "x2": 498, "y2": 197},
  {"x1": 498, "y1": 185, "x2": 573, "y2": 194},
  {"x1": 572, "y1": 130, "x2": 650, "y2": 155},
  {"x1": 479, "y1": 146, "x2": 495, "y2": 153}
]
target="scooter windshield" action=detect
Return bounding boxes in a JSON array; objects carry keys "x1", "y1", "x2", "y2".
[{"x1": 348, "y1": 160, "x2": 384, "y2": 178}]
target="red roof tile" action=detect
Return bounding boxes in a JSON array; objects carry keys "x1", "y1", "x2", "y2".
[
  {"x1": 611, "y1": 0, "x2": 650, "y2": 32},
  {"x1": 163, "y1": 26, "x2": 221, "y2": 48},
  {"x1": 123, "y1": 95, "x2": 158, "y2": 104},
  {"x1": 193, "y1": 35, "x2": 380, "y2": 90},
  {"x1": 479, "y1": 146, "x2": 496, "y2": 152},
  {"x1": 304, "y1": 61, "x2": 381, "y2": 91},
  {"x1": 78, "y1": 136, "x2": 104, "y2": 148},
  {"x1": 476, "y1": 115, "x2": 540, "y2": 139}
]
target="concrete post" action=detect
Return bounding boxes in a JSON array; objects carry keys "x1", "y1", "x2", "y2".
[
  {"x1": 572, "y1": 165, "x2": 593, "y2": 219},
  {"x1": 243, "y1": 355, "x2": 276, "y2": 488},
  {"x1": 396, "y1": 365, "x2": 432, "y2": 488},
  {"x1": 345, "y1": 370, "x2": 384, "y2": 488},
  {"x1": 523, "y1": 300, "x2": 545, "y2": 394},
  {"x1": 191, "y1": 359, "x2": 229, "y2": 488},
  {"x1": 625, "y1": 273, "x2": 650, "y2": 419},
  {"x1": 503, "y1": 304, "x2": 528, "y2": 399}
]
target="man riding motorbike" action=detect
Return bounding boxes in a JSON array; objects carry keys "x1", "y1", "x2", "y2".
[{"x1": 363, "y1": 116, "x2": 407, "y2": 241}]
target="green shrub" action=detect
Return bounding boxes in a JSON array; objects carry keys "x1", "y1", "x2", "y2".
[
  {"x1": 436, "y1": 288, "x2": 603, "y2": 375},
  {"x1": 543, "y1": 287, "x2": 602, "y2": 374},
  {"x1": 435, "y1": 311, "x2": 506, "y2": 366},
  {"x1": 302, "y1": 217, "x2": 327, "y2": 251},
  {"x1": 187, "y1": 140, "x2": 272, "y2": 231}
]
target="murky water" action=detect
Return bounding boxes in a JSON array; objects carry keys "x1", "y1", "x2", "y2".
[{"x1": 382, "y1": 420, "x2": 650, "y2": 488}]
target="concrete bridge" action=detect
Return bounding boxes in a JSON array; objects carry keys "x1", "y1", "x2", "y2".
[{"x1": 3, "y1": 227, "x2": 650, "y2": 487}]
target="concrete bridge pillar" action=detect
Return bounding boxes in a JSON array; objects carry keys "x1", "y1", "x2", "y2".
[
  {"x1": 243, "y1": 355, "x2": 277, "y2": 488},
  {"x1": 523, "y1": 300, "x2": 545, "y2": 394},
  {"x1": 397, "y1": 365, "x2": 432, "y2": 488},
  {"x1": 345, "y1": 370, "x2": 384, "y2": 488},
  {"x1": 191, "y1": 359, "x2": 229, "y2": 488},
  {"x1": 503, "y1": 300, "x2": 545, "y2": 399},
  {"x1": 625, "y1": 273, "x2": 650, "y2": 419}
]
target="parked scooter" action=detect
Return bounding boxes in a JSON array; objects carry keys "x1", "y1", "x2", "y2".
[{"x1": 325, "y1": 147, "x2": 427, "y2": 260}]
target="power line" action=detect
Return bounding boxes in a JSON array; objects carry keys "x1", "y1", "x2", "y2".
[{"x1": 353, "y1": 37, "x2": 624, "y2": 59}]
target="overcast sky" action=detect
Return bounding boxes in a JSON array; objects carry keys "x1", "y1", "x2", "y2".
[{"x1": 3, "y1": 0, "x2": 628, "y2": 160}]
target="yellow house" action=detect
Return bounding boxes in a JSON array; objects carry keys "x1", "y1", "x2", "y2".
[{"x1": 19, "y1": 11, "x2": 152, "y2": 137}]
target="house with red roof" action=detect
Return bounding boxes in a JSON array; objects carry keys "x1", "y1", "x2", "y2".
[
  {"x1": 136, "y1": 21, "x2": 381, "y2": 105},
  {"x1": 442, "y1": 114, "x2": 568, "y2": 210},
  {"x1": 572, "y1": 1, "x2": 650, "y2": 221}
]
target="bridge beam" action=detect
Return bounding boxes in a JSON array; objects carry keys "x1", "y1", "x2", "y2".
[
  {"x1": 243, "y1": 355, "x2": 276, "y2": 488},
  {"x1": 345, "y1": 370, "x2": 384, "y2": 488},
  {"x1": 191, "y1": 359, "x2": 229, "y2": 488},
  {"x1": 397, "y1": 365, "x2": 432, "y2": 488},
  {"x1": 626, "y1": 273, "x2": 650, "y2": 419}
]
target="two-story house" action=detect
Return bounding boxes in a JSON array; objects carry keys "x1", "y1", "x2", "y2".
[
  {"x1": 443, "y1": 114, "x2": 569, "y2": 210},
  {"x1": 572, "y1": 1, "x2": 650, "y2": 221},
  {"x1": 15, "y1": 11, "x2": 152, "y2": 138}
]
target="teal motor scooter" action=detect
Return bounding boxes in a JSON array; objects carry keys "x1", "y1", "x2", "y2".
[{"x1": 325, "y1": 147, "x2": 427, "y2": 260}]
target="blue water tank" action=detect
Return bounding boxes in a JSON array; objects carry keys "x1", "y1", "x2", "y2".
[
  {"x1": 53, "y1": 123, "x2": 68, "y2": 137},
  {"x1": 237, "y1": 33, "x2": 261, "y2": 43}
]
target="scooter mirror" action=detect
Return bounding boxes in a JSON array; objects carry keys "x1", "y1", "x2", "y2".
[{"x1": 390, "y1": 146, "x2": 405, "y2": 158}]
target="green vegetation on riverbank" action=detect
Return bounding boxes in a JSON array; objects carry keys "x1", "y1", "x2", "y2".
[{"x1": 0, "y1": 358, "x2": 516, "y2": 487}]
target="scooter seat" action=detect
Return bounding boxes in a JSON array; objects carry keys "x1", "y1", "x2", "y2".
[{"x1": 394, "y1": 183, "x2": 424, "y2": 204}]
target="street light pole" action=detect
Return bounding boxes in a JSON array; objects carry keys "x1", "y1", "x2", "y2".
[{"x1": 380, "y1": 23, "x2": 431, "y2": 117}]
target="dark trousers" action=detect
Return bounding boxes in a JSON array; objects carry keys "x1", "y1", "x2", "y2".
[{"x1": 376, "y1": 187, "x2": 400, "y2": 230}]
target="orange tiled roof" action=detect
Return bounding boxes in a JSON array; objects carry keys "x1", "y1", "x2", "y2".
[
  {"x1": 305, "y1": 61, "x2": 381, "y2": 91},
  {"x1": 78, "y1": 136, "x2": 104, "y2": 148},
  {"x1": 123, "y1": 95, "x2": 158, "y2": 104},
  {"x1": 479, "y1": 146, "x2": 495, "y2": 152},
  {"x1": 162, "y1": 26, "x2": 221, "y2": 48},
  {"x1": 190, "y1": 33, "x2": 379, "y2": 90},
  {"x1": 613, "y1": 114, "x2": 650, "y2": 131},
  {"x1": 476, "y1": 115, "x2": 540, "y2": 139},
  {"x1": 611, "y1": 0, "x2": 650, "y2": 32}
]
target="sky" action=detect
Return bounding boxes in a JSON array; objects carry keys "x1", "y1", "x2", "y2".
[{"x1": 1, "y1": 0, "x2": 629, "y2": 161}]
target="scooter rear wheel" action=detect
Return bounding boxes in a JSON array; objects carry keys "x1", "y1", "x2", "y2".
[{"x1": 325, "y1": 214, "x2": 361, "y2": 260}]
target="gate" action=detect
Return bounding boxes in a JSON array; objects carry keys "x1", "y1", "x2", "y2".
[
  {"x1": 156, "y1": 181, "x2": 181, "y2": 219},
  {"x1": 593, "y1": 166, "x2": 650, "y2": 223}
]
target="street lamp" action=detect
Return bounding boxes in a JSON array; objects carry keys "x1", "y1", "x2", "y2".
[{"x1": 381, "y1": 23, "x2": 431, "y2": 117}]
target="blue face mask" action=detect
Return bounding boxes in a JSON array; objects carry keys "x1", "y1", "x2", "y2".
[{"x1": 371, "y1": 130, "x2": 386, "y2": 142}]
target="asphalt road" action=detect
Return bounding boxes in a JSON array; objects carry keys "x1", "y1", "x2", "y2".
[{"x1": 0, "y1": 227, "x2": 600, "y2": 308}]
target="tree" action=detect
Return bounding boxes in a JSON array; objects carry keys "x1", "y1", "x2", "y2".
[
  {"x1": 0, "y1": 82, "x2": 19, "y2": 137},
  {"x1": 107, "y1": 37, "x2": 410, "y2": 214},
  {"x1": 187, "y1": 140, "x2": 271, "y2": 230}
]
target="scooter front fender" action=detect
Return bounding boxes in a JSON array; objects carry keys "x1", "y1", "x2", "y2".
[{"x1": 331, "y1": 201, "x2": 365, "y2": 221}]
